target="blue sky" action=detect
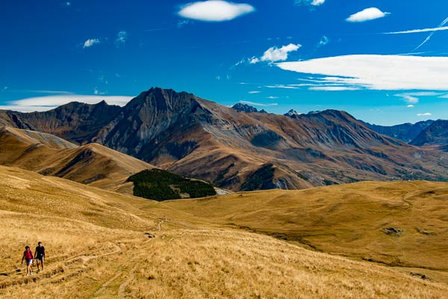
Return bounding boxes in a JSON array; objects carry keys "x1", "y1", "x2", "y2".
[{"x1": 1, "y1": 0, "x2": 448, "y2": 125}]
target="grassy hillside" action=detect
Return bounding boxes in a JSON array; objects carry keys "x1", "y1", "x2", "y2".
[
  {"x1": 128, "y1": 169, "x2": 216, "y2": 201},
  {"x1": 1, "y1": 166, "x2": 447, "y2": 297},
  {"x1": 0, "y1": 126, "x2": 154, "y2": 194},
  {"x1": 165, "y1": 181, "x2": 448, "y2": 284}
]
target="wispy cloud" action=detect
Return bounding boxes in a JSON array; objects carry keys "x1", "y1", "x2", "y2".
[
  {"x1": 395, "y1": 92, "x2": 441, "y2": 104},
  {"x1": 177, "y1": 20, "x2": 190, "y2": 28},
  {"x1": 0, "y1": 95, "x2": 133, "y2": 112},
  {"x1": 318, "y1": 35, "x2": 329, "y2": 47},
  {"x1": 399, "y1": 94, "x2": 419, "y2": 104},
  {"x1": 417, "y1": 112, "x2": 432, "y2": 117},
  {"x1": 178, "y1": 1, "x2": 255, "y2": 22},
  {"x1": 407, "y1": 105, "x2": 415, "y2": 108},
  {"x1": 251, "y1": 43, "x2": 301, "y2": 64},
  {"x1": 277, "y1": 54, "x2": 448, "y2": 90},
  {"x1": 311, "y1": 0, "x2": 325, "y2": 5},
  {"x1": 115, "y1": 31, "x2": 128, "y2": 47},
  {"x1": 248, "y1": 90, "x2": 261, "y2": 94},
  {"x1": 414, "y1": 17, "x2": 448, "y2": 50},
  {"x1": 240, "y1": 100, "x2": 278, "y2": 107},
  {"x1": 309, "y1": 86, "x2": 360, "y2": 91},
  {"x1": 4, "y1": 89, "x2": 74, "y2": 95},
  {"x1": 386, "y1": 26, "x2": 448, "y2": 35},
  {"x1": 295, "y1": 0, "x2": 326, "y2": 7},
  {"x1": 265, "y1": 84, "x2": 302, "y2": 90},
  {"x1": 346, "y1": 7, "x2": 390, "y2": 23},
  {"x1": 83, "y1": 38, "x2": 100, "y2": 48}
]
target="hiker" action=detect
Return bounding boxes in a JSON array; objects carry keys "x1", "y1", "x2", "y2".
[
  {"x1": 21, "y1": 246, "x2": 34, "y2": 276},
  {"x1": 34, "y1": 241, "x2": 45, "y2": 273}
]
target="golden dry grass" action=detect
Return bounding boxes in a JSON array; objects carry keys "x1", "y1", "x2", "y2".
[
  {"x1": 0, "y1": 166, "x2": 447, "y2": 298},
  {"x1": 165, "y1": 181, "x2": 448, "y2": 283}
]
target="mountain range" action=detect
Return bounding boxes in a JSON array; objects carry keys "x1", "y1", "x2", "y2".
[
  {"x1": 1, "y1": 87, "x2": 448, "y2": 191},
  {"x1": 365, "y1": 120, "x2": 434, "y2": 143},
  {"x1": 367, "y1": 119, "x2": 448, "y2": 151}
]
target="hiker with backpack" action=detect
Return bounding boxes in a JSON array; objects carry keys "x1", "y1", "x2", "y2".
[
  {"x1": 21, "y1": 246, "x2": 34, "y2": 276},
  {"x1": 34, "y1": 241, "x2": 45, "y2": 273}
]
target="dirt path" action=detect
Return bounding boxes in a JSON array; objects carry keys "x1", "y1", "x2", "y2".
[
  {"x1": 0, "y1": 242, "x2": 124, "y2": 291},
  {"x1": 117, "y1": 265, "x2": 137, "y2": 298}
]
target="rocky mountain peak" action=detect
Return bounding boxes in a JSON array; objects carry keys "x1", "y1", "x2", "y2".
[
  {"x1": 284, "y1": 109, "x2": 300, "y2": 119},
  {"x1": 232, "y1": 103, "x2": 259, "y2": 113}
]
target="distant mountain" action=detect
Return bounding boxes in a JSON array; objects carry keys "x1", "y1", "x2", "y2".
[
  {"x1": 232, "y1": 103, "x2": 259, "y2": 113},
  {"x1": 410, "y1": 120, "x2": 448, "y2": 148},
  {"x1": 0, "y1": 100, "x2": 122, "y2": 145},
  {"x1": 366, "y1": 120, "x2": 434, "y2": 143},
  {"x1": 2, "y1": 87, "x2": 448, "y2": 190},
  {"x1": 284, "y1": 109, "x2": 300, "y2": 119}
]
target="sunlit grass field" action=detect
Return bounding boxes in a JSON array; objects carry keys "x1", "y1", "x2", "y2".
[{"x1": 1, "y1": 165, "x2": 447, "y2": 298}]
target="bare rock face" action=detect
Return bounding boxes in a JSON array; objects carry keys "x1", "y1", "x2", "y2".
[{"x1": 2, "y1": 87, "x2": 448, "y2": 191}]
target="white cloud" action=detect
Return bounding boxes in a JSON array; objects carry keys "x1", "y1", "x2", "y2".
[
  {"x1": 417, "y1": 113, "x2": 432, "y2": 117},
  {"x1": 249, "y1": 57, "x2": 260, "y2": 64},
  {"x1": 251, "y1": 44, "x2": 301, "y2": 64},
  {"x1": 295, "y1": 0, "x2": 325, "y2": 6},
  {"x1": 240, "y1": 100, "x2": 278, "y2": 107},
  {"x1": 83, "y1": 38, "x2": 100, "y2": 48},
  {"x1": 0, "y1": 95, "x2": 133, "y2": 112},
  {"x1": 311, "y1": 0, "x2": 325, "y2": 5},
  {"x1": 395, "y1": 92, "x2": 441, "y2": 104},
  {"x1": 248, "y1": 91, "x2": 261, "y2": 94},
  {"x1": 346, "y1": 7, "x2": 390, "y2": 23},
  {"x1": 115, "y1": 31, "x2": 128, "y2": 47},
  {"x1": 277, "y1": 54, "x2": 448, "y2": 90},
  {"x1": 386, "y1": 26, "x2": 448, "y2": 35},
  {"x1": 178, "y1": 1, "x2": 255, "y2": 22},
  {"x1": 262, "y1": 44, "x2": 301, "y2": 62},
  {"x1": 407, "y1": 105, "x2": 415, "y2": 108}
]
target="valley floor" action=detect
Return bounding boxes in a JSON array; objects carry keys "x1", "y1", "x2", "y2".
[{"x1": 0, "y1": 166, "x2": 447, "y2": 298}]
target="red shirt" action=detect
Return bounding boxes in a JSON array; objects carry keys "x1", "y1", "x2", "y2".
[{"x1": 24, "y1": 250, "x2": 33, "y2": 260}]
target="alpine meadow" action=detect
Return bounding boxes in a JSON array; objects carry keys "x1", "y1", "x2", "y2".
[{"x1": 1, "y1": 1, "x2": 448, "y2": 298}]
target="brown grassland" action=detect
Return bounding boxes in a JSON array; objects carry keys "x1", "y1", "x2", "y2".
[{"x1": 0, "y1": 165, "x2": 447, "y2": 298}]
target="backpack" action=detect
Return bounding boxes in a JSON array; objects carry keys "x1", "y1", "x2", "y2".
[{"x1": 24, "y1": 250, "x2": 33, "y2": 260}]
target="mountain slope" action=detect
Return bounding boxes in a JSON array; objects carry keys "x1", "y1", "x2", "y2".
[
  {"x1": 1, "y1": 165, "x2": 447, "y2": 297},
  {"x1": 411, "y1": 120, "x2": 448, "y2": 149},
  {"x1": 0, "y1": 126, "x2": 153, "y2": 193},
  {"x1": 2, "y1": 88, "x2": 448, "y2": 191},
  {"x1": 366, "y1": 120, "x2": 434, "y2": 143}
]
